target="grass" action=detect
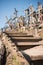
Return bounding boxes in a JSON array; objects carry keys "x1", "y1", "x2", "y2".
[{"x1": 12, "y1": 55, "x2": 20, "y2": 65}]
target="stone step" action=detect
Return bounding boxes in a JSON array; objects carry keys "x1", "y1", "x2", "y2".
[{"x1": 22, "y1": 45, "x2": 43, "y2": 61}]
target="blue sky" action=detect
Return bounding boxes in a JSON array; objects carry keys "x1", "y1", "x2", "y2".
[{"x1": 0, "y1": 0, "x2": 43, "y2": 29}]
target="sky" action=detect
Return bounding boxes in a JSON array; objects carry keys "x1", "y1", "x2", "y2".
[{"x1": 0, "y1": 0, "x2": 43, "y2": 29}]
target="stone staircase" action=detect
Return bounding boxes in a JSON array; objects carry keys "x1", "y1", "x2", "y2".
[
  {"x1": 1, "y1": 33, "x2": 43, "y2": 65},
  {"x1": 2, "y1": 33, "x2": 30, "y2": 65}
]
